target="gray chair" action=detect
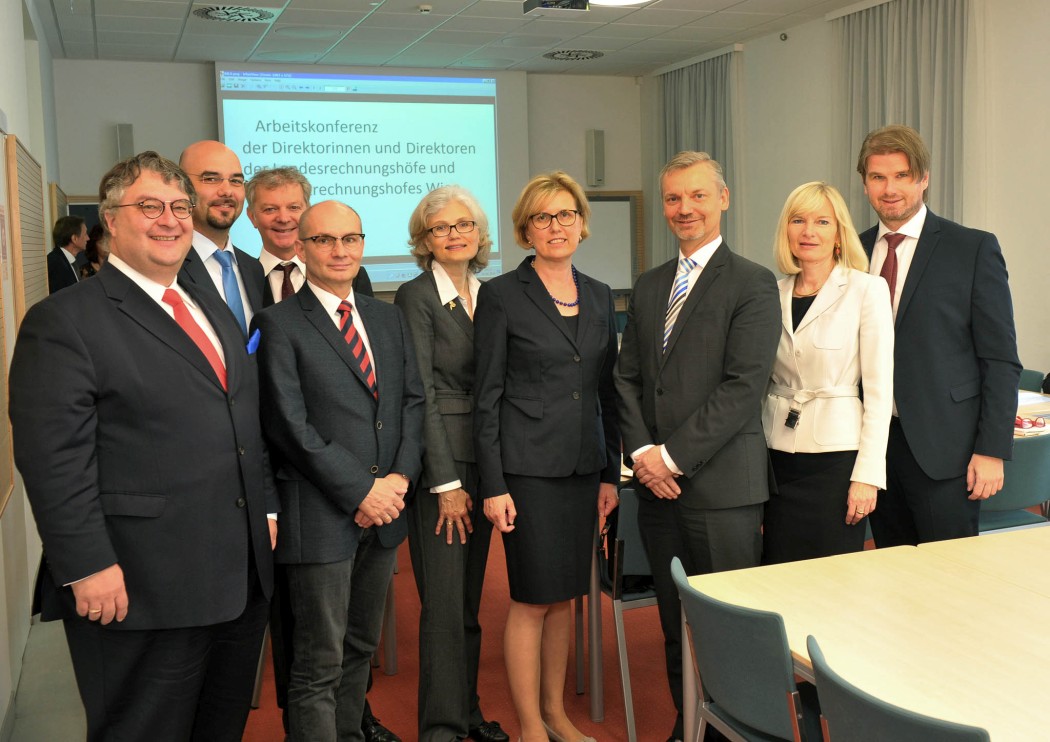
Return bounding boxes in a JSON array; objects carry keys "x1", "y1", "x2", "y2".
[
  {"x1": 1019, "y1": 368, "x2": 1045, "y2": 393},
  {"x1": 671, "y1": 557, "x2": 820, "y2": 742},
  {"x1": 807, "y1": 635, "x2": 990, "y2": 742},
  {"x1": 979, "y1": 432, "x2": 1050, "y2": 533}
]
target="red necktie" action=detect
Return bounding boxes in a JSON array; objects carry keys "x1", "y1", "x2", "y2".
[
  {"x1": 274, "y1": 263, "x2": 295, "y2": 301},
  {"x1": 337, "y1": 300, "x2": 377, "y2": 400},
  {"x1": 879, "y1": 233, "x2": 905, "y2": 304},
  {"x1": 162, "y1": 289, "x2": 227, "y2": 391}
]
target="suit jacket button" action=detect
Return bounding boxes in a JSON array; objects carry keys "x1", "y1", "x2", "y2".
[
  {"x1": 656, "y1": 388, "x2": 664, "y2": 396},
  {"x1": 376, "y1": 421, "x2": 383, "y2": 430},
  {"x1": 572, "y1": 391, "x2": 580, "y2": 400},
  {"x1": 238, "y1": 446, "x2": 246, "y2": 455},
  {"x1": 235, "y1": 497, "x2": 246, "y2": 508},
  {"x1": 370, "y1": 465, "x2": 380, "y2": 474},
  {"x1": 573, "y1": 354, "x2": 581, "y2": 362}
]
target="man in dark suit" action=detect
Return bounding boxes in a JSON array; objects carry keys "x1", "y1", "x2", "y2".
[
  {"x1": 614, "y1": 151, "x2": 781, "y2": 742},
  {"x1": 178, "y1": 140, "x2": 264, "y2": 336},
  {"x1": 857, "y1": 125, "x2": 1021, "y2": 545},
  {"x1": 47, "y1": 215, "x2": 87, "y2": 292},
  {"x1": 9, "y1": 151, "x2": 277, "y2": 741},
  {"x1": 245, "y1": 166, "x2": 392, "y2": 742},
  {"x1": 254, "y1": 200, "x2": 424, "y2": 741}
]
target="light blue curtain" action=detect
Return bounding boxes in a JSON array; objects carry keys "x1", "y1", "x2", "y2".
[{"x1": 834, "y1": 0, "x2": 971, "y2": 227}]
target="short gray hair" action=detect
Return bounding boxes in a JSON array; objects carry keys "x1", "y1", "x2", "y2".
[{"x1": 246, "y1": 167, "x2": 312, "y2": 210}]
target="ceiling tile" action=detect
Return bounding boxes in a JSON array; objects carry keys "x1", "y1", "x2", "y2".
[
  {"x1": 95, "y1": 15, "x2": 185, "y2": 33},
  {"x1": 94, "y1": 0, "x2": 187, "y2": 18},
  {"x1": 696, "y1": 10, "x2": 780, "y2": 29},
  {"x1": 459, "y1": 0, "x2": 532, "y2": 20},
  {"x1": 272, "y1": 8, "x2": 368, "y2": 26},
  {"x1": 62, "y1": 42, "x2": 99, "y2": 58},
  {"x1": 423, "y1": 29, "x2": 505, "y2": 45}
]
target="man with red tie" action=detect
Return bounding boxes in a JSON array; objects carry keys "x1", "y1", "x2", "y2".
[
  {"x1": 253, "y1": 200, "x2": 424, "y2": 741},
  {"x1": 10, "y1": 151, "x2": 277, "y2": 741},
  {"x1": 858, "y1": 124, "x2": 1021, "y2": 545}
]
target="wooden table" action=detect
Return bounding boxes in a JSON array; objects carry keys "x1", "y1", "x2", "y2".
[
  {"x1": 918, "y1": 527, "x2": 1050, "y2": 596},
  {"x1": 686, "y1": 539, "x2": 1050, "y2": 740}
]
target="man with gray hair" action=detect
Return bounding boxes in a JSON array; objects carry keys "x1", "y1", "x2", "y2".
[
  {"x1": 614, "y1": 151, "x2": 780, "y2": 742},
  {"x1": 10, "y1": 151, "x2": 276, "y2": 741}
]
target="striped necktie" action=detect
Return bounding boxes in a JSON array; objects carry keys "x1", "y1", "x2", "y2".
[
  {"x1": 663, "y1": 255, "x2": 698, "y2": 353},
  {"x1": 337, "y1": 300, "x2": 378, "y2": 400}
]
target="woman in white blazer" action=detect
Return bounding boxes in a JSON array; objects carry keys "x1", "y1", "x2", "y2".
[{"x1": 762, "y1": 182, "x2": 894, "y2": 563}]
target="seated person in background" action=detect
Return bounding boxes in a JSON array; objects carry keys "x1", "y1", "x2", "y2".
[{"x1": 762, "y1": 182, "x2": 894, "y2": 563}]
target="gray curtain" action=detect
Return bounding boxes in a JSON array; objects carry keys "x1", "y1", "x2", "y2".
[
  {"x1": 656, "y1": 51, "x2": 739, "y2": 265},
  {"x1": 834, "y1": 0, "x2": 972, "y2": 228}
]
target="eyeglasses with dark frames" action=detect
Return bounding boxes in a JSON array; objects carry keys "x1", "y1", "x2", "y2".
[
  {"x1": 529, "y1": 209, "x2": 579, "y2": 230},
  {"x1": 114, "y1": 198, "x2": 195, "y2": 220},
  {"x1": 428, "y1": 220, "x2": 477, "y2": 237},
  {"x1": 188, "y1": 173, "x2": 246, "y2": 188},
  {"x1": 301, "y1": 233, "x2": 366, "y2": 250}
]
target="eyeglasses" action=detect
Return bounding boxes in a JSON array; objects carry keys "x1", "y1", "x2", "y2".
[
  {"x1": 529, "y1": 209, "x2": 579, "y2": 230},
  {"x1": 1015, "y1": 416, "x2": 1047, "y2": 430},
  {"x1": 301, "y1": 233, "x2": 365, "y2": 250},
  {"x1": 189, "y1": 173, "x2": 246, "y2": 188},
  {"x1": 115, "y1": 199, "x2": 195, "y2": 219},
  {"x1": 428, "y1": 220, "x2": 476, "y2": 237}
]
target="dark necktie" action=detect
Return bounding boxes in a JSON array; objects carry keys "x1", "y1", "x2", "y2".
[
  {"x1": 162, "y1": 289, "x2": 227, "y2": 390},
  {"x1": 212, "y1": 249, "x2": 249, "y2": 337},
  {"x1": 336, "y1": 300, "x2": 377, "y2": 400},
  {"x1": 274, "y1": 263, "x2": 295, "y2": 301},
  {"x1": 879, "y1": 233, "x2": 905, "y2": 305}
]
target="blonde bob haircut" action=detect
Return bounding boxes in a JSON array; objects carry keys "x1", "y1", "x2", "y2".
[
  {"x1": 773, "y1": 181, "x2": 869, "y2": 276},
  {"x1": 407, "y1": 185, "x2": 492, "y2": 272},
  {"x1": 511, "y1": 171, "x2": 590, "y2": 249}
]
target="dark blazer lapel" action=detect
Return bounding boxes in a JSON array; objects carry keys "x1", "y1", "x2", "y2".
[
  {"x1": 298, "y1": 285, "x2": 376, "y2": 397},
  {"x1": 185, "y1": 278, "x2": 245, "y2": 391},
  {"x1": 234, "y1": 246, "x2": 264, "y2": 312},
  {"x1": 794, "y1": 264, "x2": 849, "y2": 336},
  {"x1": 178, "y1": 246, "x2": 222, "y2": 303},
  {"x1": 429, "y1": 271, "x2": 474, "y2": 342},
  {"x1": 663, "y1": 243, "x2": 727, "y2": 360},
  {"x1": 895, "y1": 213, "x2": 941, "y2": 327},
  {"x1": 99, "y1": 266, "x2": 224, "y2": 390},
  {"x1": 518, "y1": 258, "x2": 577, "y2": 348},
  {"x1": 574, "y1": 272, "x2": 602, "y2": 348}
]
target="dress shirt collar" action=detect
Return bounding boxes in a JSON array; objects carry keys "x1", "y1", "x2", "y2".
[
  {"x1": 876, "y1": 204, "x2": 928, "y2": 243},
  {"x1": 60, "y1": 246, "x2": 78, "y2": 265},
  {"x1": 306, "y1": 280, "x2": 356, "y2": 319},
  {"x1": 191, "y1": 230, "x2": 234, "y2": 261},
  {"x1": 679, "y1": 235, "x2": 722, "y2": 269},
  {"x1": 108, "y1": 254, "x2": 195, "y2": 306},
  {"x1": 431, "y1": 261, "x2": 480, "y2": 308},
  {"x1": 258, "y1": 247, "x2": 304, "y2": 276}
]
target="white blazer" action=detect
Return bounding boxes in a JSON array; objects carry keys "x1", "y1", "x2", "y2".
[{"x1": 762, "y1": 264, "x2": 894, "y2": 488}]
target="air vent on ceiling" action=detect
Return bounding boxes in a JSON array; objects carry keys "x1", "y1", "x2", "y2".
[
  {"x1": 193, "y1": 6, "x2": 276, "y2": 22},
  {"x1": 543, "y1": 50, "x2": 604, "y2": 61}
]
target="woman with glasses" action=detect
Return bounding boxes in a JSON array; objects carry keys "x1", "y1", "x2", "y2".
[
  {"x1": 762, "y1": 182, "x2": 894, "y2": 563},
  {"x1": 394, "y1": 186, "x2": 508, "y2": 742},
  {"x1": 474, "y1": 171, "x2": 619, "y2": 742}
]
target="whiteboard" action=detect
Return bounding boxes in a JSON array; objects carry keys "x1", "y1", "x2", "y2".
[{"x1": 574, "y1": 192, "x2": 642, "y2": 292}]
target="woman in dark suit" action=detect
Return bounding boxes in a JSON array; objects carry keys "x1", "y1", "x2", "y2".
[
  {"x1": 474, "y1": 171, "x2": 620, "y2": 742},
  {"x1": 394, "y1": 186, "x2": 507, "y2": 742}
]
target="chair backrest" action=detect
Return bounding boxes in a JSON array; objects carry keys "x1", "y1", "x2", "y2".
[
  {"x1": 1019, "y1": 368, "x2": 1045, "y2": 393},
  {"x1": 614, "y1": 487, "x2": 652, "y2": 577},
  {"x1": 981, "y1": 433, "x2": 1050, "y2": 513},
  {"x1": 806, "y1": 636, "x2": 990, "y2": 742},
  {"x1": 671, "y1": 558, "x2": 802, "y2": 740}
]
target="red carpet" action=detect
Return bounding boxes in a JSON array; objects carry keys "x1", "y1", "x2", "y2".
[{"x1": 243, "y1": 530, "x2": 676, "y2": 741}]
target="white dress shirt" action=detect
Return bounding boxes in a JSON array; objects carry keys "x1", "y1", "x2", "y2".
[
  {"x1": 867, "y1": 204, "x2": 928, "y2": 317},
  {"x1": 191, "y1": 232, "x2": 254, "y2": 324}
]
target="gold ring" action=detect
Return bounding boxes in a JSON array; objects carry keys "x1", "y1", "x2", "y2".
[{"x1": 89, "y1": 609, "x2": 102, "y2": 614}]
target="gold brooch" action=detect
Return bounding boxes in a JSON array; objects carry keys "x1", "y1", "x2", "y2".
[{"x1": 447, "y1": 300, "x2": 456, "y2": 310}]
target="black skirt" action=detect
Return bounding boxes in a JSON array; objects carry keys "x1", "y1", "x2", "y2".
[
  {"x1": 763, "y1": 449, "x2": 866, "y2": 564},
  {"x1": 501, "y1": 472, "x2": 600, "y2": 604}
]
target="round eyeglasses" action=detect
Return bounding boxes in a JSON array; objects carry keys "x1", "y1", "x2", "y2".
[
  {"x1": 428, "y1": 220, "x2": 477, "y2": 237},
  {"x1": 114, "y1": 198, "x2": 195, "y2": 219},
  {"x1": 529, "y1": 209, "x2": 579, "y2": 230},
  {"x1": 301, "y1": 233, "x2": 366, "y2": 250}
]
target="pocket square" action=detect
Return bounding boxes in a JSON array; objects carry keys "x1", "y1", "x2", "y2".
[{"x1": 247, "y1": 328, "x2": 261, "y2": 354}]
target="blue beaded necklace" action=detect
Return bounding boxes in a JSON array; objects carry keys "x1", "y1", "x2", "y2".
[{"x1": 533, "y1": 257, "x2": 580, "y2": 307}]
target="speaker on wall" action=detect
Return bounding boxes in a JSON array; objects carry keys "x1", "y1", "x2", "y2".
[
  {"x1": 116, "y1": 124, "x2": 135, "y2": 160},
  {"x1": 586, "y1": 128, "x2": 605, "y2": 187}
]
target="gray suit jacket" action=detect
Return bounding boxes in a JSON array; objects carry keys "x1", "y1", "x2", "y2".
[
  {"x1": 394, "y1": 270, "x2": 476, "y2": 490},
  {"x1": 254, "y1": 284, "x2": 425, "y2": 562},
  {"x1": 614, "y1": 241, "x2": 781, "y2": 508}
]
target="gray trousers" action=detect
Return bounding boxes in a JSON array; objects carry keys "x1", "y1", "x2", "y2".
[
  {"x1": 285, "y1": 528, "x2": 398, "y2": 742},
  {"x1": 407, "y1": 462, "x2": 494, "y2": 742}
]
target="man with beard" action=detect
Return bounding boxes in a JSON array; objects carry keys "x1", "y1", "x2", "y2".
[{"x1": 178, "y1": 140, "x2": 264, "y2": 336}]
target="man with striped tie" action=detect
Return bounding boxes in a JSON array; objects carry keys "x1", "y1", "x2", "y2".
[
  {"x1": 614, "y1": 151, "x2": 781, "y2": 742},
  {"x1": 252, "y1": 200, "x2": 424, "y2": 742}
]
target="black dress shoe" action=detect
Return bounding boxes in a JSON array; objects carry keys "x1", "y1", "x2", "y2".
[
  {"x1": 469, "y1": 719, "x2": 510, "y2": 742},
  {"x1": 362, "y1": 711, "x2": 402, "y2": 742}
]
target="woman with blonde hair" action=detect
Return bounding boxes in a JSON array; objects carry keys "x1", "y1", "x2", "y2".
[
  {"x1": 474, "y1": 171, "x2": 619, "y2": 742},
  {"x1": 762, "y1": 181, "x2": 894, "y2": 562}
]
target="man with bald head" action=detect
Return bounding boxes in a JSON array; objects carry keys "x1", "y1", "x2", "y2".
[
  {"x1": 178, "y1": 140, "x2": 264, "y2": 336},
  {"x1": 253, "y1": 200, "x2": 424, "y2": 741}
]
